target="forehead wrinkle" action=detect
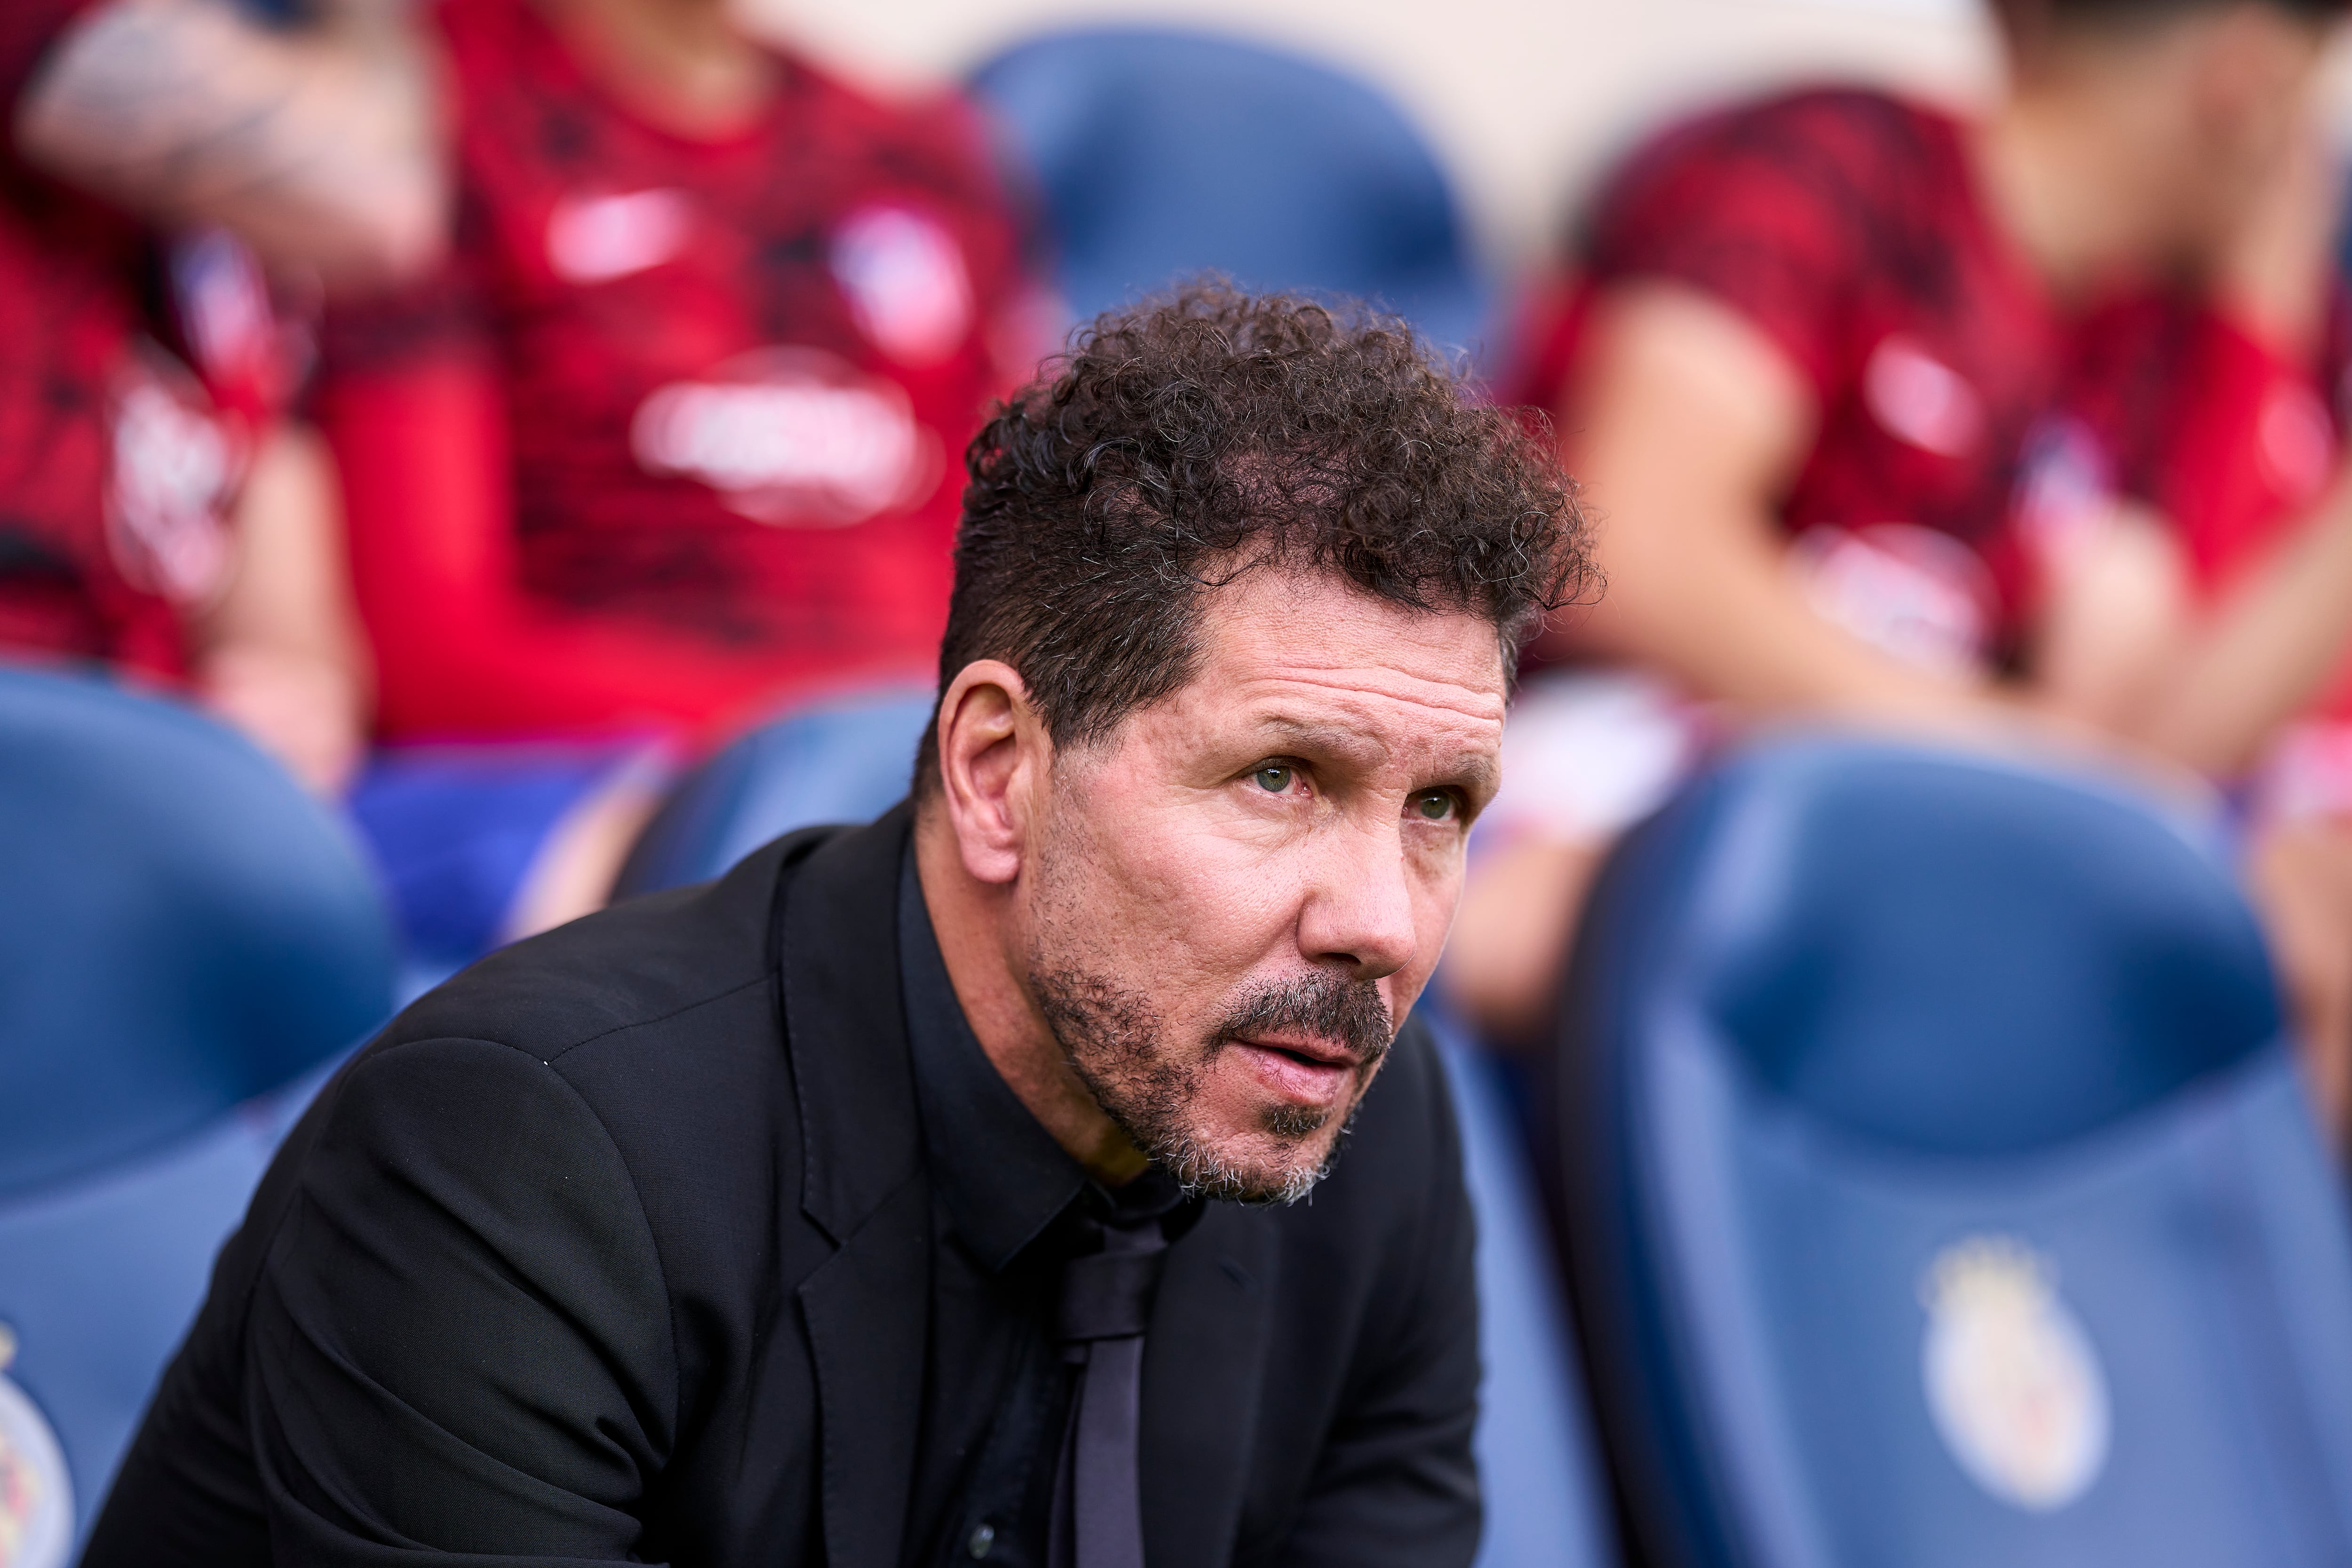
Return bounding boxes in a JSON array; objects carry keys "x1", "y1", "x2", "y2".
[{"x1": 1217, "y1": 663, "x2": 1508, "y2": 726}]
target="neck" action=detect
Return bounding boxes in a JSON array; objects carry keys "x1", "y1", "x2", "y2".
[
  {"x1": 1971, "y1": 78, "x2": 2164, "y2": 298},
  {"x1": 913, "y1": 806, "x2": 1151, "y2": 1186},
  {"x1": 534, "y1": 0, "x2": 775, "y2": 140}
]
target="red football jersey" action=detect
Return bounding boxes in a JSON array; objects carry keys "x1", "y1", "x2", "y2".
[
  {"x1": 0, "y1": 0, "x2": 252, "y2": 682},
  {"x1": 321, "y1": 0, "x2": 1030, "y2": 742},
  {"x1": 1508, "y1": 89, "x2": 2097, "y2": 674}
]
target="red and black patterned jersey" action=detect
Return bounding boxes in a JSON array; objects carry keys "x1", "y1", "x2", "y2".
[
  {"x1": 1508, "y1": 88, "x2": 2085, "y2": 672},
  {"x1": 320, "y1": 0, "x2": 1029, "y2": 739},
  {"x1": 0, "y1": 0, "x2": 254, "y2": 682}
]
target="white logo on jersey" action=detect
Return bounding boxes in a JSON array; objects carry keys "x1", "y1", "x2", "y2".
[
  {"x1": 1921, "y1": 1236, "x2": 2110, "y2": 1513},
  {"x1": 1789, "y1": 522, "x2": 1994, "y2": 677},
  {"x1": 1865, "y1": 335, "x2": 1986, "y2": 458},
  {"x1": 830, "y1": 206, "x2": 973, "y2": 366},
  {"x1": 548, "y1": 190, "x2": 694, "y2": 285},
  {"x1": 632, "y1": 347, "x2": 938, "y2": 525},
  {"x1": 107, "y1": 347, "x2": 237, "y2": 607}
]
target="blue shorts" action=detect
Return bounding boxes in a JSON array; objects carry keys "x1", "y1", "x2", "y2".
[{"x1": 346, "y1": 742, "x2": 656, "y2": 980}]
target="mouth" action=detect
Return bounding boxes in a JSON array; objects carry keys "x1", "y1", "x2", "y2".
[{"x1": 1226, "y1": 1032, "x2": 1360, "y2": 1106}]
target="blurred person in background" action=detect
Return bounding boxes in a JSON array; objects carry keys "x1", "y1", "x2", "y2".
[
  {"x1": 319, "y1": 0, "x2": 1033, "y2": 970},
  {"x1": 0, "y1": 0, "x2": 441, "y2": 793},
  {"x1": 2073, "y1": 121, "x2": 2352, "y2": 1134},
  {"x1": 1451, "y1": 0, "x2": 2352, "y2": 1130}
]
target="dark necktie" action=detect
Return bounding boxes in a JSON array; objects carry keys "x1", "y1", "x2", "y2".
[{"x1": 1049, "y1": 1210, "x2": 1174, "y2": 1568}]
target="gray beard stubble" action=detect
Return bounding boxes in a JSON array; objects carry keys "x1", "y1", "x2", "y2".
[{"x1": 1030, "y1": 954, "x2": 1395, "y2": 1206}]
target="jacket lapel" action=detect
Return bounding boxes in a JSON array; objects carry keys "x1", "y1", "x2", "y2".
[
  {"x1": 779, "y1": 804, "x2": 930, "y2": 1568},
  {"x1": 1139, "y1": 1206, "x2": 1279, "y2": 1568},
  {"x1": 797, "y1": 1175, "x2": 931, "y2": 1568}
]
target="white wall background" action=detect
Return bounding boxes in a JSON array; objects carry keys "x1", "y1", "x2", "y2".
[{"x1": 744, "y1": 0, "x2": 2001, "y2": 276}]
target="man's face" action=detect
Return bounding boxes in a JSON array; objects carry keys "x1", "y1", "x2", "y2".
[{"x1": 1014, "y1": 566, "x2": 1508, "y2": 1203}]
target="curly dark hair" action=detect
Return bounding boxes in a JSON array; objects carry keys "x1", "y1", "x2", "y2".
[
  {"x1": 915, "y1": 283, "x2": 1592, "y2": 790},
  {"x1": 1993, "y1": 0, "x2": 2351, "y2": 31}
]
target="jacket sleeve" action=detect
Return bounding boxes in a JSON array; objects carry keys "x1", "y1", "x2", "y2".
[
  {"x1": 1275, "y1": 1031, "x2": 1483, "y2": 1568},
  {"x1": 242, "y1": 1036, "x2": 680, "y2": 1563}
]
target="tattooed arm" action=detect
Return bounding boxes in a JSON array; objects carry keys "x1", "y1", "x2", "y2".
[{"x1": 15, "y1": 0, "x2": 444, "y2": 291}]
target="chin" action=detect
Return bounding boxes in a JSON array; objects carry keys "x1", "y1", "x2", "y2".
[{"x1": 1158, "y1": 1107, "x2": 1353, "y2": 1207}]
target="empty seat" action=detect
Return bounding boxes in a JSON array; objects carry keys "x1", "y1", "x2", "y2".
[
  {"x1": 0, "y1": 666, "x2": 394, "y2": 1560},
  {"x1": 968, "y1": 27, "x2": 1486, "y2": 354},
  {"x1": 613, "y1": 688, "x2": 934, "y2": 896},
  {"x1": 1557, "y1": 734, "x2": 2352, "y2": 1567}
]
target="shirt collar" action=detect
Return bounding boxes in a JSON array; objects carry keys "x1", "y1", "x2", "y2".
[{"x1": 899, "y1": 846, "x2": 1091, "y2": 1272}]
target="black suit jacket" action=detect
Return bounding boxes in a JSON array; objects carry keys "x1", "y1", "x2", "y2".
[{"x1": 85, "y1": 807, "x2": 1480, "y2": 1568}]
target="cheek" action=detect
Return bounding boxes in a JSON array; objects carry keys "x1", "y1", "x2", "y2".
[{"x1": 1104, "y1": 814, "x2": 1305, "y2": 977}]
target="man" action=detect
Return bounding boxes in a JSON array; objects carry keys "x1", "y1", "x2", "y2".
[
  {"x1": 317, "y1": 0, "x2": 1039, "y2": 966},
  {"x1": 1449, "y1": 0, "x2": 2352, "y2": 1070},
  {"x1": 1, "y1": 0, "x2": 441, "y2": 792},
  {"x1": 82, "y1": 286, "x2": 1589, "y2": 1568}
]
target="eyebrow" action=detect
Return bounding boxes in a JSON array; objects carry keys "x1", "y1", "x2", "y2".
[{"x1": 1255, "y1": 716, "x2": 1501, "y2": 799}]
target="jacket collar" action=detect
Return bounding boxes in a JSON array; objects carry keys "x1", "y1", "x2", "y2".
[
  {"x1": 779, "y1": 800, "x2": 924, "y2": 1245},
  {"x1": 777, "y1": 802, "x2": 931, "y2": 1568}
]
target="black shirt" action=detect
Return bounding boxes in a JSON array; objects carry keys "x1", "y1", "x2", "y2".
[{"x1": 897, "y1": 853, "x2": 1197, "y2": 1568}]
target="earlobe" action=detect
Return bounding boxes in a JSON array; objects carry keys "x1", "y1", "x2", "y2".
[{"x1": 935, "y1": 659, "x2": 1042, "y2": 885}]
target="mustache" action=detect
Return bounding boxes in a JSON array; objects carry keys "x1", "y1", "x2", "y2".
[{"x1": 1215, "y1": 970, "x2": 1395, "y2": 1064}]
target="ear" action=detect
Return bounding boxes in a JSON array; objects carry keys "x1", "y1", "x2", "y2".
[{"x1": 933, "y1": 658, "x2": 1051, "y2": 885}]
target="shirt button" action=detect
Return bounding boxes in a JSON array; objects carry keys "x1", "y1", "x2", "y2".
[{"x1": 966, "y1": 1521, "x2": 997, "y2": 1560}]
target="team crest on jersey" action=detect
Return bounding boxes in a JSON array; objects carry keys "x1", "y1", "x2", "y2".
[
  {"x1": 632, "y1": 346, "x2": 939, "y2": 525},
  {"x1": 830, "y1": 206, "x2": 974, "y2": 367},
  {"x1": 106, "y1": 344, "x2": 239, "y2": 609},
  {"x1": 0, "y1": 1324, "x2": 72, "y2": 1568},
  {"x1": 1920, "y1": 1235, "x2": 2110, "y2": 1513}
]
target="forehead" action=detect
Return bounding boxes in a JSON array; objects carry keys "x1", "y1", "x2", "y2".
[{"x1": 1178, "y1": 566, "x2": 1509, "y2": 750}]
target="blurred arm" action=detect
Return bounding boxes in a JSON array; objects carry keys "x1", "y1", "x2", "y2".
[
  {"x1": 193, "y1": 420, "x2": 371, "y2": 793},
  {"x1": 2128, "y1": 474, "x2": 2352, "y2": 776},
  {"x1": 2057, "y1": 129, "x2": 2352, "y2": 780},
  {"x1": 1552, "y1": 284, "x2": 1996, "y2": 731},
  {"x1": 15, "y1": 0, "x2": 444, "y2": 291},
  {"x1": 324, "y1": 357, "x2": 815, "y2": 741}
]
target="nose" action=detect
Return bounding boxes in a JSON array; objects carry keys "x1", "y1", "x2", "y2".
[{"x1": 1296, "y1": 815, "x2": 1421, "y2": 981}]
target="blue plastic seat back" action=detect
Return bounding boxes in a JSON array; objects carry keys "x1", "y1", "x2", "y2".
[
  {"x1": 614, "y1": 688, "x2": 936, "y2": 896},
  {"x1": 1427, "y1": 1010, "x2": 1621, "y2": 1568},
  {"x1": 1558, "y1": 736, "x2": 2352, "y2": 1568},
  {"x1": 968, "y1": 28, "x2": 1486, "y2": 353},
  {"x1": 0, "y1": 665, "x2": 394, "y2": 1555},
  {"x1": 0, "y1": 666, "x2": 394, "y2": 1192}
]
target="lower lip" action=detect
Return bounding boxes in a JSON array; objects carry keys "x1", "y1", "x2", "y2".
[{"x1": 1229, "y1": 1041, "x2": 1353, "y2": 1105}]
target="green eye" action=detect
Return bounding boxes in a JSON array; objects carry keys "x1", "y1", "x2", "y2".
[
  {"x1": 1253, "y1": 764, "x2": 1294, "y2": 793},
  {"x1": 1413, "y1": 791, "x2": 1456, "y2": 821}
]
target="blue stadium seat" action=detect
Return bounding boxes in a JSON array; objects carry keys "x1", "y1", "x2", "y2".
[
  {"x1": 0, "y1": 665, "x2": 394, "y2": 1561},
  {"x1": 1557, "y1": 735, "x2": 2352, "y2": 1567},
  {"x1": 967, "y1": 27, "x2": 1487, "y2": 355},
  {"x1": 1428, "y1": 1011, "x2": 1621, "y2": 1568},
  {"x1": 613, "y1": 687, "x2": 935, "y2": 895}
]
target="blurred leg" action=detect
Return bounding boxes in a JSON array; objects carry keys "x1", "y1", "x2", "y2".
[
  {"x1": 1446, "y1": 836, "x2": 1609, "y2": 1047},
  {"x1": 1442, "y1": 666, "x2": 1701, "y2": 1049},
  {"x1": 502, "y1": 751, "x2": 669, "y2": 942},
  {"x1": 2246, "y1": 817, "x2": 2352, "y2": 1146}
]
